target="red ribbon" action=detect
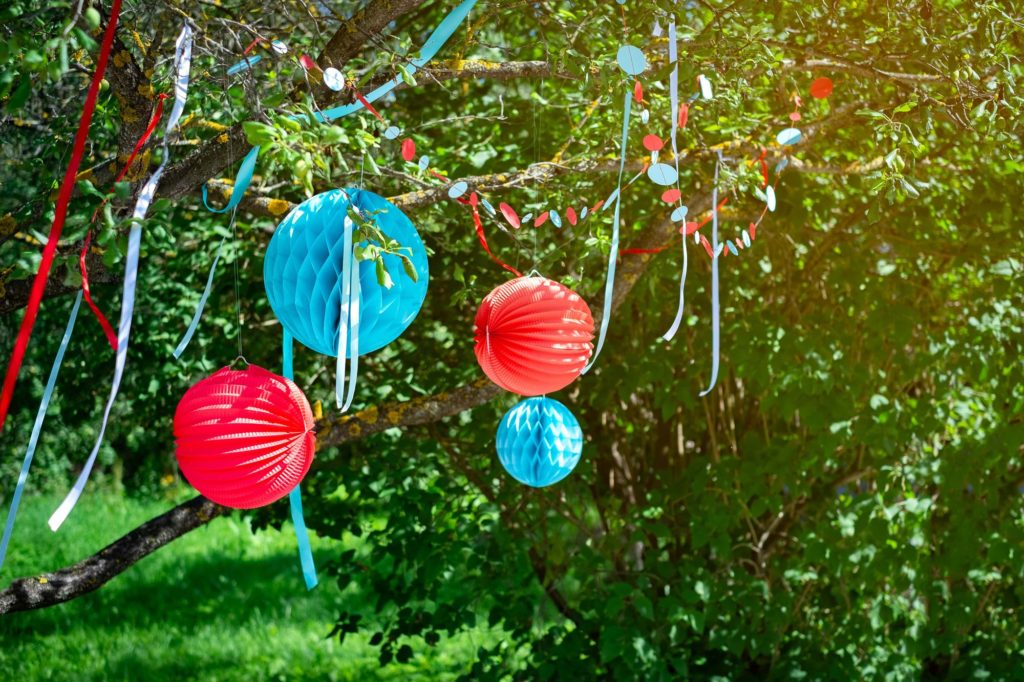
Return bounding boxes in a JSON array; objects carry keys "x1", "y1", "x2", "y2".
[
  {"x1": 462, "y1": 193, "x2": 521, "y2": 277},
  {"x1": 79, "y1": 231, "x2": 118, "y2": 350},
  {"x1": 0, "y1": 0, "x2": 123, "y2": 432},
  {"x1": 82, "y1": 92, "x2": 168, "y2": 351}
]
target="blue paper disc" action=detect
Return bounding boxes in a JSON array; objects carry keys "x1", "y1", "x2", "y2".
[
  {"x1": 647, "y1": 163, "x2": 679, "y2": 186},
  {"x1": 616, "y1": 45, "x2": 647, "y2": 76}
]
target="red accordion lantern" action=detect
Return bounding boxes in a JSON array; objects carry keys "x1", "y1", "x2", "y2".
[
  {"x1": 474, "y1": 276, "x2": 595, "y2": 396},
  {"x1": 174, "y1": 365, "x2": 316, "y2": 509}
]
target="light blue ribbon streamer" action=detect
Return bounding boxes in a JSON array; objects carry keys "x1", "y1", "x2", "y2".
[
  {"x1": 283, "y1": 330, "x2": 318, "y2": 590},
  {"x1": 698, "y1": 151, "x2": 723, "y2": 397},
  {"x1": 200, "y1": 1, "x2": 478, "y2": 214},
  {"x1": 201, "y1": 145, "x2": 260, "y2": 214},
  {"x1": 0, "y1": 292, "x2": 82, "y2": 574},
  {"x1": 173, "y1": 234, "x2": 227, "y2": 359},
  {"x1": 583, "y1": 89, "x2": 632, "y2": 374},
  {"x1": 662, "y1": 21, "x2": 689, "y2": 342},
  {"x1": 311, "y1": 0, "x2": 478, "y2": 124}
]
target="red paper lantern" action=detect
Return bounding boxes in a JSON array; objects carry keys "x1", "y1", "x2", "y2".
[
  {"x1": 474, "y1": 276, "x2": 594, "y2": 396},
  {"x1": 174, "y1": 365, "x2": 315, "y2": 509}
]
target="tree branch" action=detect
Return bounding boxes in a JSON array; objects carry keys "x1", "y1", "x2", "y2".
[
  {"x1": 0, "y1": 496, "x2": 225, "y2": 615},
  {"x1": 162, "y1": 0, "x2": 431, "y2": 200}
]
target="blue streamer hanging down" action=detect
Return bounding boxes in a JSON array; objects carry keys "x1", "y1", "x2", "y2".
[
  {"x1": 283, "y1": 330, "x2": 318, "y2": 590},
  {"x1": 334, "y1": 212, "x2": 361, "y2": 411},
  {"x1": 0, "y1": 292, "x2": 82, "y2": 574},
  {"x1": 201, "y1": 145, "x2": 260, "y2": 214},
  {"x1": 173, "y1": 233, "x2": 228, "y2": 359},
  {"x1": 698, "y1": 151, "x2": 724, "y2": 397},
  {"x1": 583, "y1": 89, "x2": 632, "y2": 374},
  {"x1": 662, "y1": 21, "x2": 689, "y2": 342}
]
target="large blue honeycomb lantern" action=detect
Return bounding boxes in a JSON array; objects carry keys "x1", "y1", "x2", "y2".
[
  {"x1": 496, "y1": 397, "x2": 584, "y2": 487},
  {"x1": 263, "y1": 189, "x2": 429, "y2": 357}
]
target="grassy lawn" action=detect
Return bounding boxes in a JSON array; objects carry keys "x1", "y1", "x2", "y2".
[{"x1": 0, "y1": 492, "x2": 490, "y2": 681}]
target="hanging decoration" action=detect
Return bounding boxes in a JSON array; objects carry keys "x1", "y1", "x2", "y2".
[
  {"x1": 661, "y1": 20, "x2": 689, "y2": 342},
  {"x1": 282, "y1": 331, "x2": 317, "y2": 590},
  {"x1": 0, "y1": 0, "x2": 124, "y2": 433},
  {"x1": 263, "y1": 189, "x2": 429, "y2": 409},
  {"x1": 496, "y1": 397, "x2": 584, "y2": 488},
  {"x1": 699, "y1": 150, "x2": 724, "y2": 397},
  {"x1": 174, "y1": 365, "x2": 315, "y2": 509},
  {"x1": 583, "y1": 43, "x2": 643, "y2": 374},
  {"x1": 474, "y1": 276, "x2": 594, "y2": 396},
  {"x1": 49, "y1": 23, "x2": 194, "y2": 532},
  {"x1": 0, "y1": 293, "x2": 82, "y2": 575}
]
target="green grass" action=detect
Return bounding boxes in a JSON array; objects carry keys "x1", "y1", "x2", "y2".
[{"x1": 0, "y1": 492, "x2": 490, "y2": 681}]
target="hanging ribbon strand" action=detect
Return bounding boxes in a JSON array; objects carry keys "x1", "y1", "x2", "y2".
[
  {"x1": 0, "y1": 0, "x2": 123, "y2": 433},
  {"x1": 334, "y1": 211, "x2": 360, "y2": 412},
  {"x1": 173, "y1": 232, "x2": 229, "y2": 359},
  {"x1": 83, "y1": 93, "x2": 171, "y2": 351},
  {"x1": 0, "y1": 293, "x2": 82, "y2": 575},
  {"x1": 283, "y1": 331, "x2": 318, "y2": 590},
  {"x1": 584, "y1": 88, "x2": 633, "y2": 374},
  {"x1": 49, "y1": 24, "x2": 194, "y2": 532},
  {"x1": 79, "y1": 230, "x2": 118, "y2": 351},
  {"x1": 698, "y1": 150, "x2": 724, "y2": 398},
  {"x1": 662, "y1": 21, "x2": 689, "y2": 343}
]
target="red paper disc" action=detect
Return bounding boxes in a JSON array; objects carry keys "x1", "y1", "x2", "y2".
[
  {"x1": 474, "y1": 276, "x2": 594, "y2": 396},
  {"x1": 661, "y1": 188, "x2": 681, "y2": 203},
  {"x1": 643, "y1": 134, "x2": 664, "y2": 152},
  {"x1": 174, "y1": 365, "x2": 315, "y2": 509},
  {"x1": 401, "y1": 138, "x2": 416, "y2": 162},
  {"x1": 810, "y1": 77, "x2": 833, "y2": 99},
  {"x1": 499, "y1": 202, "x2": 521, "y2": 229}
]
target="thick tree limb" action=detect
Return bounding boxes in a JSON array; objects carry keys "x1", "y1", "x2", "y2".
[{"x1": 0, "y1": 496, "x2": 225, "y2": 615}]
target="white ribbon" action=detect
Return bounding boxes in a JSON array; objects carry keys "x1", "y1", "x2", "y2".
[
  {"x1": 49, "y1": 24, "x2": 193, "y2": 531},
  {"x1": 335, "y1": 214, "x2": 360, "y2": 412}
]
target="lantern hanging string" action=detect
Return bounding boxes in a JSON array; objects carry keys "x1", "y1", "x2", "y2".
[{"x1": 49, "y1": 23, "x2": 194, "y2": 532}]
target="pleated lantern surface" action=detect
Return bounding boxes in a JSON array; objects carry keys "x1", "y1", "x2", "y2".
[
  {"x1": 174, "y1": 365, "x2": 316, "y2": 509},
  {"x1": 474, "y1": 276, "x2": 594, "y2": 396},
  {"x1": 496, "y1": 396, "x2": 583, "y2": 487},
  {"x1": 264, "y1": 188, "x2": 429, "y2": 357}
]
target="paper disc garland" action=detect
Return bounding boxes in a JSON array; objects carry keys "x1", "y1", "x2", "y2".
[
  {"x1": 263, "y1": 188, "x2": 429, "y2": 357},
  {"x1": 474, "y1": 276, "x2": 595, "y2": 396},
  {"x1": 174, "y1": 365, "x2": 315, "y2": 509},
  {"x1": 496, "y1": 397, "x2": 583, "y2": 487}
]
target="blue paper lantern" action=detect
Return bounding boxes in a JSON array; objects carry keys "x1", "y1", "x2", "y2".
[
  {"x1": 496, "y1": 397, "x2": 583, "y2": 487},
  {"x1": 264, "y1": 189, "x2": 429, "y2": 357}
]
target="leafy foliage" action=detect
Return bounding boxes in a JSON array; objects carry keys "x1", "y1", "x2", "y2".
[{"x1": 2, "y1": 0, "x2": 1023, "y2": 678}]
